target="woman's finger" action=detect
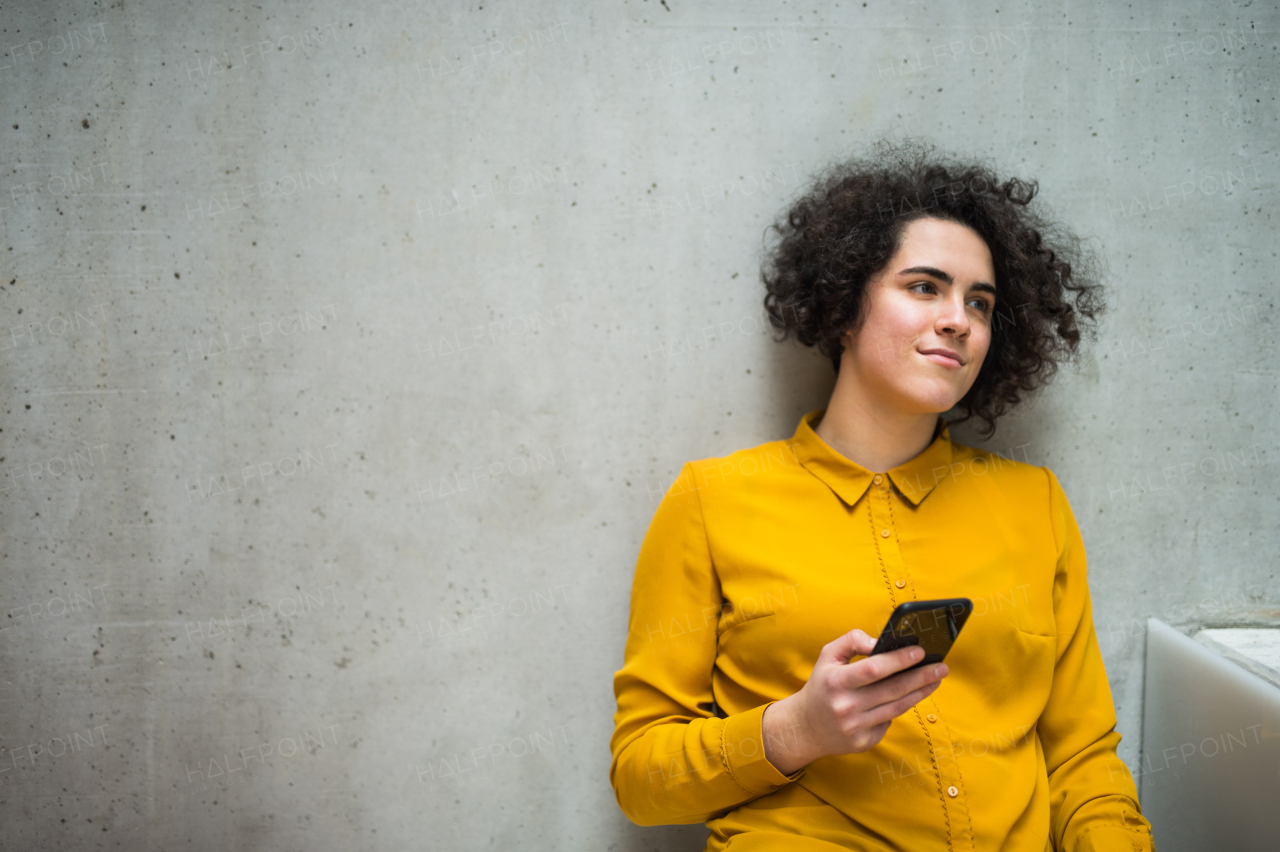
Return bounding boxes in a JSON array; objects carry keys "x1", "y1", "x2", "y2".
[
  {"x1": 856, "y1": 720, "x2": 892, "y2": 749},
  {"x1": 858, "y1": 680, "x2": 942, "y2": 729},
  {"x1": 859, "y1": 663, "x2": 948, "y2": 708},
  {"x1": 836, "y1": 645, "x2": 925, "y2": 689}
]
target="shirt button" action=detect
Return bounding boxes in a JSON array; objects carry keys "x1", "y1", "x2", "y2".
[
  {"x1": 926, "y1": 713, "x2": 937, "y2": 723},
  {"x1": 895, "y1": 579, "x2": 906, "y2": 589},
  {"x1": 880, "y1": 529, "x2": 891, "y2": 538},
  {"x1": 947, "y1": 785, "x2": 959, "y2": 798},
  {"x1": 873, "y1": 474, "x2": 883, "y2": 484}
]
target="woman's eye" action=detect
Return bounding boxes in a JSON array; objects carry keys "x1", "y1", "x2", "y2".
[{"x1": 911, "y1": 283, "x2": 990, "y2": 313}]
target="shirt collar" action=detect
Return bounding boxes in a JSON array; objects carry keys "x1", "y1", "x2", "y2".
[{"x1": 790, "y1": 409, "x2": 955, "y2": 508}]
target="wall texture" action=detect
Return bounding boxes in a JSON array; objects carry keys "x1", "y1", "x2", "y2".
[{"x1": 1, "y1": 1, "x2": 1275, "y2": 849}]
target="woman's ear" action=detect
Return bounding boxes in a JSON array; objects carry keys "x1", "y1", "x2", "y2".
[{"x1": 838, "y1": 325, "x2": 859, "y2": 359}]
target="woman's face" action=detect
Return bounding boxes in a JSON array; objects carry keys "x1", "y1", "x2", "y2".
[{"x1": 841, "y1": 216, "x2": 997, "y2": 415}]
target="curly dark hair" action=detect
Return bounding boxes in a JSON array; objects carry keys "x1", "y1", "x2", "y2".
[{"x1": 761, "y1": 138, "x2": 1104, "y2": 438}]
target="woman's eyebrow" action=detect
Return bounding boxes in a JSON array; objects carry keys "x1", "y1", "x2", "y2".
[{"x1": 898, "y1": 265, "x2": 996, "y2": 295}]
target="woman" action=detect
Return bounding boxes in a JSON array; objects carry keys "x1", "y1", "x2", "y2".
[{"x1": 609, "y1": 141, "x2": 1156, "y2": 851}]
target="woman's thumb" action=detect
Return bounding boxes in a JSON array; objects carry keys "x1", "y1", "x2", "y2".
[{"x1": 822, "y1": 628, "x2": 876, "y2": 665}]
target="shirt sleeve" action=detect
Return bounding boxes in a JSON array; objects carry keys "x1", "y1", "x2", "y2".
[
  {"x1": 609, "y1": 462, "x2": 804, "y2": 827},
  {"x1": 1040, "y1": 468, "x2": 1156, "y2": 852}
]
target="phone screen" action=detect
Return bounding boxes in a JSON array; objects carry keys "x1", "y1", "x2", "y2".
[
  {"x1": 870, "y1": 598, "x2": 972, "y2": 668},
  {"x1": 891, "y1": 608, "x2": 957, "y2": 660}
]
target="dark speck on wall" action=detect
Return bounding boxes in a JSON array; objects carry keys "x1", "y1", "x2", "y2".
[{"x1": 81, "y1": 118, "x2": 90, "y2": 129}]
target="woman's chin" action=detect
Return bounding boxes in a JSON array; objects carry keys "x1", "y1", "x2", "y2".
[{"x1": 891, "y1": 385, "x2": 964, "y2": 415}]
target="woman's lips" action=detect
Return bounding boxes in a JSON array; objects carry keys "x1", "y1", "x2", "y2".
[{"x1": 920, "y1": 350, "x2": 962, "y2": 368}]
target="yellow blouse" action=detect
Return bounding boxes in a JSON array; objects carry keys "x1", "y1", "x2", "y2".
[{"x1": 610, "y1": 410, "x2": 1155, "y2": 851}]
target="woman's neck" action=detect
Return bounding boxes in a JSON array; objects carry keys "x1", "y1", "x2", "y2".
[{"x1": 814, "y1": 376, "x2": 943, "y2": 474}]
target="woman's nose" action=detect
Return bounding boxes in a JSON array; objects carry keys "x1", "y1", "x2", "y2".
[{"x1": 935, "y1": 299, "x2": 970, "y2": 337}]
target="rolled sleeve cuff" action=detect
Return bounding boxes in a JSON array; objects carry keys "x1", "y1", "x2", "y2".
[{"x1": 720, "y1": 701, "x2": 806, "y2": 796}]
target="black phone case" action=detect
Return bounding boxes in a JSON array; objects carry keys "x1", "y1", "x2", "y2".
[{"x1": 869, "y1": 597, "x2": 973, "y2": 670}]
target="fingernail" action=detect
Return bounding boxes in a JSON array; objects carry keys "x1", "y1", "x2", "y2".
[
  {"x1": 934, "y1": 665, "x2": 946, "y2": 677},
  {"x1": 912, "y1": 647, "x2": 924, "y2": 660}
]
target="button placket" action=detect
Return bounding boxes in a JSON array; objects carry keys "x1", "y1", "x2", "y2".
[
  {"x1": 869, "y1": 480, "x2": 913, "y2": 601},
  {"x1": 874, "y1": 486, "x2": 972, "y2": 847},
  {"x1": 918, "y1": 702, "x2": 976, "y2": 851}
]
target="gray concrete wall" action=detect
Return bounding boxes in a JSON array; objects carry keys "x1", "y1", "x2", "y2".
[{"x1": 1, "y1": 1, "x2": 1274, "y2": 848}]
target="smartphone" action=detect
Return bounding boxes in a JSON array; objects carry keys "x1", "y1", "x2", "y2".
[{"x1": 869, "y1": 598, "x2": 973, "y2": 671}]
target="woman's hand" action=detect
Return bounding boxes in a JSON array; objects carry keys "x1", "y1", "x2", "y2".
[{"x1": 761, "y1": 628, "x2": 948, "y2": 776}]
